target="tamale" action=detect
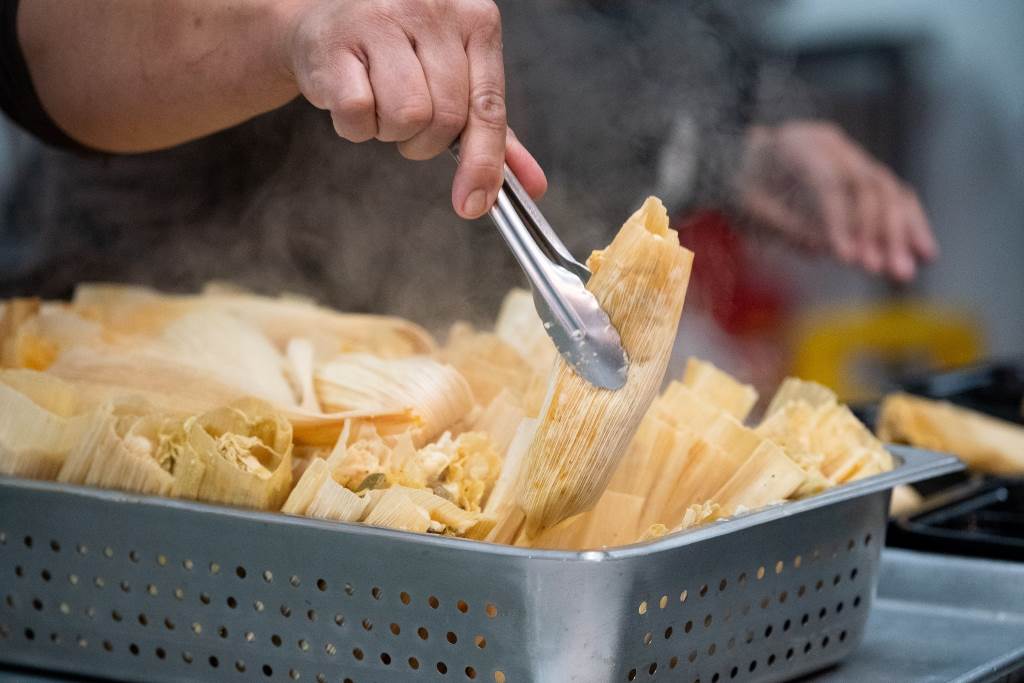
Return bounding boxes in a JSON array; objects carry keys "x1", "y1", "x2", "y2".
[
  {"x1": 520, "y1": 489, "x2": 644, "y2": 550},
  {"x1": 675, "y1": 501, "x2": 723, "y2": 530},
  {"x1": 518, "y1": 197, "x2": 693, "y2": 533},
  {"x1": 812, "y1": 404, "x2": 893, "y2": 482},
  {"x1": 472, "y1": 389, "x2": 527, "y2": 458},
  {"x1": 889, "y1": 485, "x2": 924, "y2": 517},
  {"x1": 286, "y1": 339, "x2": 321, "y2": 411},
  {"x1": 0, "y1": 377, "x2": 84, "y2": 479},
  {"x1": 709, "y1": 441, "x2": 806, "y2": 514},
  {"x1": 441, "y1": 323, "x2": 534, "y2": 405},
  {"x1": 171, "y1": 399, "x2": 293, "y2": 510},
  {"x1": 634, "y1": 419, "x2": 702, "y2": 530},
  {"x1": 315, "y1": 354, "x2": 474, "y2": 445},
  {"x1": 765, "y1": 377, "x2": 837, "y2": 418},
  {"x1": 483, "y1": 419, "x2": 537, "y2": 544},
  {"x1": 1, "y1": 368, "x2": 81, "y2": 417},
  {"x1": 307, "y1": 477, "x2": 370, "y2": 522},
  {"x1": 1, "y1": 303, "x2": 105, "y2": 371},
  {"x1": 878, "y1": 392, "x2": 1024, "y2": 476},
  {"x1": 72, "y1": 284, "x2": 436, "y2": 358},
  {"x1": 681, "y1": 357, "x2": 758, "y2": 421},
  {"x1": 493, "y1": 288, "x2": 558, "y2": 374},
  {"x1": 361, "y1": 487, "x2": 431, "y2": 533},
  {"x1": 58, "y1": 402, "x2": 176, "y2": 496}
]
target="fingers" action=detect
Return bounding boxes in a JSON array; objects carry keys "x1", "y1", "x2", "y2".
[
  {"x1": 327, "y1": 52, "x2": 377, "y2": 143},
  {"x1": 397, "y1": 37, "x2": 469, "y2": 160},
  {"x1": 903, "y1": 188, "x2": 939, "y2": 262},
  {"x1": 877, "y1": 174, "x2": 917, "y2": 281},
  {"x1": 505, "y1": 128, "x2": 547, "y2": 199},
  {"x1": 366, "y1": 36, "x2": 432, "y2": 143},
  {"x1": 452, "y1": 2, "x2": 507, "y2": 219}
]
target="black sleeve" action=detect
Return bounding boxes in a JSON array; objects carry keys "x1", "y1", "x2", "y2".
[{"x1": 1, "y1": 0, "x2": 92, "y2": 151}]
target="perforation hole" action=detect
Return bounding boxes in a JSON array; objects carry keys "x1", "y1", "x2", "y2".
[
  {"x1": 218, "y1": 626, "x2": 228, "y2": 639},
  {"x1": 437, "y1": 662, "x2": 448, "y2": 674},
  {"x1": 786, "y1": 648, "x2": 794, "y2": 660},
  {"x1": 760, "y1": 597, "x2": 770, "y2": 610},
  {"x1": 245, "y1": 631, "x2": 255, "y2": 642},
  {"x1": 237, "y1": 661, "x2": 247, "y2": 673},
  {"x1": 31, "y1": 598, "x2": 42, "y2": 611},
  {"x1": 819, "y1": 607, "x2": 827, "y2": 620},
  {"x1": 182, "y1": 559, "x2": 193, "y2": 571},
  {"x1": 727, "y1": 637, "x2": 736, "y2": 650},
  {"x1": 447, "y1": 631, "x2": 459, "y2": 645},
  {"x1": 262, "y1": 665, "x2": 273, "y2": 677},
  {"x1": 707, "y1": 643, "x2": 716, "y2": 656},
  {"x1": 191, "y1": 622, "x2": 202, "y2": 635},
  {"x1": 851, "y1": 568, "x2": 859, "y2": 580},
  {"x1": 627, "y1": 669, "x2": 637, "y2": 681},
  {"x1": 307, "y1": 608, "x2": 317, "y2": 622},
  {"x1": 659, "y1": 595, "x2": 669, "y2": 609},
  {"x1": 76, "y1": 543, "x2": 87, "y2": 555},
  {"x1": 272, "y1": 634, "x2": 282, "y2": 647},
  {"x1": 254, "y1": 600, "x2": 265, "y2": 613},
  {"x1": 833, "y1": 573, "x2": 841, "y2": 586},
  {"x1": 670, "y1": 656, "x2": 678, "y2": 669},
  {"x1": 289, "y1": 669, "x2": 300, "y2": 680},
  {"x1": 315, "y1": 673, "x2": 325, "y2": 682},
  {"x1": 801, "y1": 613, "x2": 809, "y2": 626},
  {"x1": 688, "y1": 650, "x2": 698, "y2": 663},
  {"x1": 864, "y1": 533, "x2": 872, "y2": 546},
  {"x1": 648, "y1": 663, "x2": 657, "y2": 676},
  {"x1": 59, "y1": 602, "x2": 70, "y2": 615},
  {"x1": 485, "y1": 602, "x2": 498, "y2": 618},
  {"x1": 836, "y1": 601, "x2": 844, "y2": 614},
  {"x1": 226, "y1": 596, "x2": 237, "y2": 609},
  {"x1": 712, "y1": 673, "x2": 720, "y2": 682},
  {"x1": 730, "y1": 666, "x2": 738, "y2": 679},
  {"x1": 815, "y1": 580, "x2": 824, "y2": 592},
  {"x1": 854, "y1": 595, "x2": 862, "y2": 608},
  {"x1": 102, "y1": 640, "x2": 113, "y2": 652},
  {"x1": 840, "y1": 630, "x2": 848, "y2": 642},
  {"x1": 680, "y1": 589, "x2": 689, "y2": 604},
  {"x1": 344, "y1": 583, "x2": 354, "y2": 596},
  {"x1": 68, "y1": 573, "x2": 78, "y2": 586},
  {"x1": 157, "y1": 554, "x2": 168, "y2": 566},
  {"x1": 779, "y1": 590, "x2": 788, "y2": 604},
  {"x1": 798, "y1": 585, "x2": 807, "y2": 598},
  {"x1": 182, "y1": 651, "x2": 194, "y2": 664},
  {"x1": 49, "y1": 632, "x2": 60, "y2": 644},
  {"x1": 783, "y1": 619, "x2": 791, "y2": 632},
  {"x1": 111, "y1": 610, "x2": 122, "y2": 622},
  {"x1": 119, "y1": 580, "x2": 130, "y2": 593},
  {"x1": 684, "y1": 620, "x2": 693, "y2": 633},
  {"x1": 23, "y1": 536, "x2": 32, "y2": 548},
  {"x1": 418, "y1": 627, "x2": 429, "y2": 640},
  {"x1": 638, "y1": 600, "x2": 648, "y2": 615},
  {"x1": 352, "y1": 648, "x2": 364, "y2": 661},
  {"x1": 700, "y1": 584, "x2": 709, "y2": 597},
  {"x1": 704, "y1": 614, "x2": 713, "y2": 628},
  {"x1": 318, "y1": 641, "x2": 330, "y2": 655},
  {"x1": 236, "y1": 566, "x2": 247, "y2": 579},
  {"x1": 804, "y1": 642, "x2": 813, "y2": 654},
  {"x1": 129, "y1": 550, "x2": 140, "y2": 563},
  {"x1": 429, "y1": 595, "x2": 440, "y2": 609},
  {"x1": 334, "y1": 614, "x2": 345, "y2": 626},
  {"x1": 281, "y1": 604, "x2": 292, "y2": 618},
  {"x1": 822, "y1": 635, "x2": 830, "y2": 648},
  {"x1": 749, "y1": 660, "x2": 757, "y2": 673},
  {"x1": 14, "y1": 566, "x2": 23, "y2": 578},
  {"x1": 775, "y1": 560, "x2": 784, "y2": 575},
  {"x1": 23, "y1": 628, "x2": 34, "y2": 641},
  {"x1": 199, "y1": 592, "x2": 210, "y2": 605},
  {"x1": 409, "y1": 657, "x2": 420, "y2": 670},
  {"x1": 764, "y1": 625, "x2": 773, "y2": 638},
  {"x1": 209, "y1": 562, "x2": 220, "y2": 575},
  {"x1": 129, "y1": 643, "x2": 140, "y2": 656},
  {"x1": 4, "y1": 595, "x2": 13, "y2": 608},
  {"x1": 643, "y1": 632, "x2": 653, "y2": 646},
  {"x1": 263, "y1": 570, "x2": 273, "y2": 582},
  {"x1": 316, "y1": 578, "x2": 327, "y2": 592},
  {"x1": 757, "y1": 565, "x2": 766, "y2": 580},
  {"x1": 768, "y1": 654, "x2": 776, "y2": 666},
  {"x1": 138, "y1": 613, "x2": 148, "y2": 626},
  {"x1": 156, "y1": 647, "x2": 166, "y2": 660},
  {"x1": 744, "y1": 630, "x2": 754, "y2": 645},
  {"x1": 457, "y1": 600, "x2": 469, "y2": 613},
  {"x1": 400, "y1": 591, "x2": 411, "y2": 605},
  {"x1": 290, "y1": 575, "x2": 300, "y2": 587},
  {"x1": 664, "y1": 627, "x2": 673, "y2": 640},
  {"x1": 362, "y1": 618, "x2": 373, "y2": 631}
]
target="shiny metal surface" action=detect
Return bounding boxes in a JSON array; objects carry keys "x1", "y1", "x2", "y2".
[
  {"x1": 450, "y1": 147, "x2": 628, "y2": 390},
  {"x1": 0, "y1": 447, "x2": 959, "y2": 683}
]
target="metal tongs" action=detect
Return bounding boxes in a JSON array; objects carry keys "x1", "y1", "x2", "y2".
[{"x1": 451, "y1": 147, "x2": 629, "y2": 390}]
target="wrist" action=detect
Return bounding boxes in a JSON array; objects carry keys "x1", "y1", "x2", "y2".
[{"x1": 262, "y1": 0, "x2": 307, "y2": 90}]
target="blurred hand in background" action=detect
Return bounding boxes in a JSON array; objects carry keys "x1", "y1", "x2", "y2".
[{"x1": 735, "y1": 121, "x2": 938, "y2": 281}]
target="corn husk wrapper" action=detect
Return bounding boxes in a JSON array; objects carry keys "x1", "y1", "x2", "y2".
[
  {"x1": 682, "y1": 357, "x2": 758, "y2": 421},
  {"x1": 493, "y1": 288, "x2": 558, "y2": 374},
  {"x1": 361, "y1": 487, "x2": 431, "y2": 533},
  {"x1": 765, "y1": 377, "x2": 837, "y2": 419},
  {"x1": 286, "y1": 338, "x2": 321, "y2": 412},
  {"x1": 1, "y1": 302, "x2": 106, "y2": 371},
  {"x1": 518, "y1": 197, "x2": 693, "y2": 533},
  {"x1": 57, "y1": 401, "x2": 176, "y2": 496},
  {"x1": 315, "y1": 354, "x2": 474, "y2": 446},
  {"x1": 72, "y1": 284, "x2": 436, "y2": 359},
  {"x1": 0, "y1": 376, "x2": 85, "y2": 479},
  {"x1": 520, "y1": 489, "x2": 645, "y2": 550},
  {"x1": 813, "y1": 404, "x2": 892, "y2": 482},
  {"x1": 710, "y1": 441, "x2": 806, "y2": 515},
  {"x1": 638, "y1": 523, "x2": 669, "y2": 542},
  {"x1": 472, "y1": 389, "x2": 526, "y2": 458},
  {"x1": 878, "y1": 392, "x2": 1024, "y2": 476},
  {"x1": 441, "y1": 323, "x2": 534, "y2": 406},
  {"x1": 889, "y1": 485, "x2": 924, "y2": 517},
  {"x1": 634, "y1": 419, "x2": 702, "y2": 530},
  {"x1": 1, "y1": 369, "x2": 82, "y2": 417},
  {"x1": 674, "y1": 501, "x2": 723, "y2": 531},
  {"x1": 483, "y1": 419, "x2": 537, "y2": 544},
  {"x1": 169, "y1": 399, "x2": 293, "y2": 510}
]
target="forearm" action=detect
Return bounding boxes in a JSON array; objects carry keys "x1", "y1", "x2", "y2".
[{"x1": 17, "y1": 0, "x2": 301, "y2": 152}]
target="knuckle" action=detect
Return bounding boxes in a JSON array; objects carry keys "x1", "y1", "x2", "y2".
[
  {"x1": 391, "y1": 97, "x2": 433, "y2": 129},
  {"x1": 470, "y1": 89, "x2": 506, "y2": 127},
  {"x1": 431, "y1": 106, "x2": 468, "y2": 136},
  {"x1": 466, "y1": 0, "x2": 501, "y2": 28},
  {"x1": 333, "y1": 92, "x2": 374, "y2": 119},
  {"x1": 460, "y1": 152, "x2": 503, "y2": 181}
]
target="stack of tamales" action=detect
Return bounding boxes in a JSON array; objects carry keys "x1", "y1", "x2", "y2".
[{"x1": 0, "y1": 197, "x2": 894, "y2": 548}]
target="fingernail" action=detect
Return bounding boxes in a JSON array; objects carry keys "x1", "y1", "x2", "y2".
[{"x1": 462, "y1": 189, "x2": 488, "y2": 217}]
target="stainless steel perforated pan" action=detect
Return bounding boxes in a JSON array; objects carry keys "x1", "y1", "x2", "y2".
[{"x1": 0, "y1": 446, "x2": 960, "y2": 683}]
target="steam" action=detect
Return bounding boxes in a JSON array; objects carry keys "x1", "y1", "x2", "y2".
[{"x1": 2, "y1": 1, "x2": 798, "y2": 336}]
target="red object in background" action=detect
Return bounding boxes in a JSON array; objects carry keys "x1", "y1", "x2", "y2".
[{"x1": 675, "y1": 210, "x2": 791, "y2": 336}]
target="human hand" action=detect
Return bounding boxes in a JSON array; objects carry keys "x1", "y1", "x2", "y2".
[
  {"x1": 283, "y1": 0, "x2": 547, "y2": 218},
  {"x1": 735, "y1": 121, "x2": 937, "y2": 281}
]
